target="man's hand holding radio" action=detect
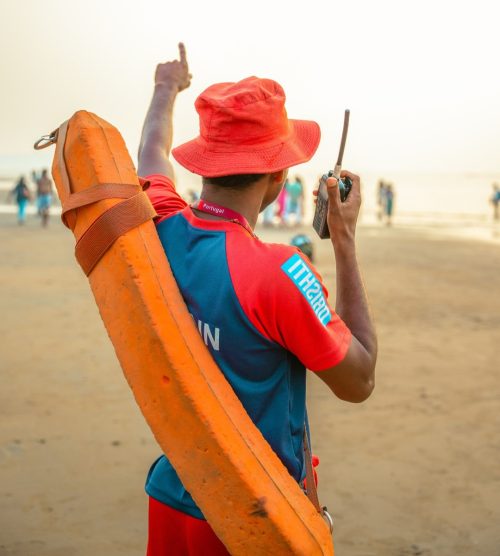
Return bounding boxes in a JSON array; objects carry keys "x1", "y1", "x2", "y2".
[
  {"x1": 325, "y1": 170, "x2": 361, "y2": 249},
  {"x1": 312, "y1": 169, "x2": 377, "y2": 403}
]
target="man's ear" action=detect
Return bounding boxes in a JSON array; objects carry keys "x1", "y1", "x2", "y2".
[{"x1": 272, "y1": 169, "x2": 288, "y2": 184}]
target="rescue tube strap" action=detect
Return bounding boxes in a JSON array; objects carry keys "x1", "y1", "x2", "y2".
[
  {"x1": 61, "y1": 183, "x2": 143, "y2": 228},
  {"x1": 75, "y1": 191, "x2": 156, "y2": 276},
  {"x1": 54, "y1": 119, "x2": 157, "y2": 276}
]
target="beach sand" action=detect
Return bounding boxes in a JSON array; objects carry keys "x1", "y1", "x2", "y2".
[{"x1": 0, "y1": 213, "x2": 499, "y2": 556}]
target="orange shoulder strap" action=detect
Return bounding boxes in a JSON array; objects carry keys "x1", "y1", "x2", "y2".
[
  {"x1": 74, "y1": 192, "x2": 156, "y2": 275},
  {"x1": 54, "y1": 120, "x2": 157, "y2": 276}
]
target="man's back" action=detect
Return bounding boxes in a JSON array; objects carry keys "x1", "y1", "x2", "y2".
[{"x1": 145, "y1": 174, "x2": 351, "y2": 518}]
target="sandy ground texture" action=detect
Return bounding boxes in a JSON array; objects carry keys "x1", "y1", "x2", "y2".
[{"x1": 0, "y1": 212, "x2": 499, "y2": 556}]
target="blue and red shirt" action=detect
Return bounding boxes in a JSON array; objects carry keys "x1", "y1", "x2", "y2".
[{"x1": 144, "y1": 174, "x2": 351, "y2": 519}]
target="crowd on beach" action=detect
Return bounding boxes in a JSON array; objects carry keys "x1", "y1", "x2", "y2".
[
  {"x1": 262, "y1": 175, "x2": 305, "y2": 227},
  {"x1": 186, "y1": 175, "x2": 307, "y2": 228},
  {"x1": 4, "y1": 171, "x2": 306, "y2": 230},
  {"x1": 260, "y1": 174, "x2": 398, "y2": 229},
  {"x1": 185, "y1": 176, "x2": 500, "y2": 228},
  {"x1": 6, "y1": 169, "x2": 54, "y2": 227},
  {"x1": 4, "y1": 170, "x2": 500, "y2": 230}
]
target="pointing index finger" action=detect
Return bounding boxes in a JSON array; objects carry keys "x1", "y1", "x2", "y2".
[{"x1": 178, "y1": 42, "x2": 187, "y2": 65}]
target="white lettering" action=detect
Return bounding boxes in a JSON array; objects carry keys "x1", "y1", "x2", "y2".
[
  {"x1": 310, "y1": 289, "x2": 323, "y2": 305},
  {"x1": 292, "y1": 265, "x2": 308, "y2": 281},
  {"x1": 190, "y1": 314, "x2": 220, "y2": 351},
  {"x1": 204, "y1": 204, "x2": 224, "y2": 215},
  {"x1": 287, "y1": 258, "x2": 303, "y2": 274},
  {"x1": 203, "y1": 323, "x2": 220, "y2": 351},
  {"x1": 298, "y1": 272, "x2": 316, "y2": 291},
  {"x1": 306, "y1": 282, "x2": 321, "y2": 300},
  {"x1": 312, "y1": 297, "x2": 326, "y2": 313},
  {"x1": 317, "y1": 306, "x2": 331, "y2": 323}
]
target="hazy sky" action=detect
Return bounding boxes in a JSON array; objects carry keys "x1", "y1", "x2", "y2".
[{"x1": 1, "y1": 0, "x2": 499, "y2": 180}]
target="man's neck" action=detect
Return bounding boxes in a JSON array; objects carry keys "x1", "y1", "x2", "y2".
[{"x1": 195, "y1": 184, "x2": 265, "y2": 230}]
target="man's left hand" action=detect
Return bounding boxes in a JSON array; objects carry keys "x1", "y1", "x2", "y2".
[{"x1": 154, "y1": 42, "x2": 192, "y2": 92}]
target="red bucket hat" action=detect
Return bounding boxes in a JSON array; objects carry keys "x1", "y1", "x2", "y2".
[{"x1": 172, "y1": 77, "x2": 320, "y2": 177}]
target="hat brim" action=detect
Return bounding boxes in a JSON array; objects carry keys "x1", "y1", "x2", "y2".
[{"x1": 172, "y1": 119, "x2": 320, "y2": 177}]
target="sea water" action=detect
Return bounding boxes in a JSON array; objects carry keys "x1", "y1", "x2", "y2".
[{"x1": 1, "y1": 158, "x2": 499, "y2": 242}]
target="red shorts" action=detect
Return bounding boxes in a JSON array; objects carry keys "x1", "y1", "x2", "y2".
[{"x1": 146, "y1": 497, "x2": 230, "y2": 556}]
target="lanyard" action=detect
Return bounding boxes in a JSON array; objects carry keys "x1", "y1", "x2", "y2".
[{"x1": 192, "y1": 199, "x2": 255, "y2": 237}]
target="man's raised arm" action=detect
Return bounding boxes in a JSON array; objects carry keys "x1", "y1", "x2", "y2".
[
  {"x1": 138, "y1": 43, "x2": 191, "y2": 179},
  {"x1": 315, "y1": 172, "x2": 378, "y2": 403}
]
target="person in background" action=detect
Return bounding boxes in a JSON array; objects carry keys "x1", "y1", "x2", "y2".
[
  {"x1": 8, "y1": 176, "x2": 31, "y2": 225},
  {"x1": 285, "y1": 175, "x2": 305, "y2": 226},
  {"x1": 384, "y1": 183, "x2": 395, "y2": 226},
  {"x1": 37, "y1": 169, "x2": 53, "y2": 227},
  {"x1": 490, "y1": 183, "x2": 500, "y2": 221},
  {"x1": 138, "y1": 44, "x2": 376, "y2": 555},
  {"x1": 376, "y1": 179, "x2": 386, "y2": 222},
  {"x1": 31, "y1": 170, "x2": 41, "y2": 214},
  {"x1": 262, "y1": 198, "x2": 276, "y2": 227},
  {"x1": 185, "y1": 188, "x2": 200, "y2": 204},
  {"x1": 276, "y1": 178, "x2": 288, "y2": 225}
]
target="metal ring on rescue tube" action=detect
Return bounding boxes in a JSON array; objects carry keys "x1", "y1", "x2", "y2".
[
  {"x1": 322, "y1": 507, "x2": 334, "y2": 534},
  {"x1": 34, "y1": 131, "x2": 58, "y2": 150}
]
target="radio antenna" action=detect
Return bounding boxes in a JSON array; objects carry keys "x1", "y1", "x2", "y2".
[{"x1": 334, "y1": 109, "x2": 350, "y2": 173}]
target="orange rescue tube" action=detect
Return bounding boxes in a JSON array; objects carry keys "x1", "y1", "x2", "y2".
[{"x1": 49, "y1": 110, "x2": 334, "y2": 555}]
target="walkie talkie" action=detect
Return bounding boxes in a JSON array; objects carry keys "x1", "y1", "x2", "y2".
[{"x1": 312, "y1": 109, "x2": 352, "y2": 239}]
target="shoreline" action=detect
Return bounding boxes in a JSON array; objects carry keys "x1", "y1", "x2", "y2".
[{"x1": 1, "y1": 204, "x2": 498, "y2": 246}]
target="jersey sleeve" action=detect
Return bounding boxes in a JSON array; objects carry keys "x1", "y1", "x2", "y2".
[
  {"x1": 142, "y1": 174, "x2": 187, "y2": 223},
  {"x1": 228, "y1": 239, "x2": 351, "y2": 371},
  {"x1": 268, "y1": 251, "x2": 351, "y2": 370}
]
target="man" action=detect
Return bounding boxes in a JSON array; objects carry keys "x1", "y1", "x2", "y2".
[
  {"x1": 285, "y1": 175, "x2": 305, "y2": 226},
  {"x1": 384, "y1": 183, "x2": 395, "y2": 227},
  {"x1": 139, "y1": 44, "x2": 377, "y2": 556},
  {"x1": 9, "y1": 176, "x2": 31, "y2": 225},
  {"x1": 36, "y1": 169, "x2": 53, "y2": 227}
]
